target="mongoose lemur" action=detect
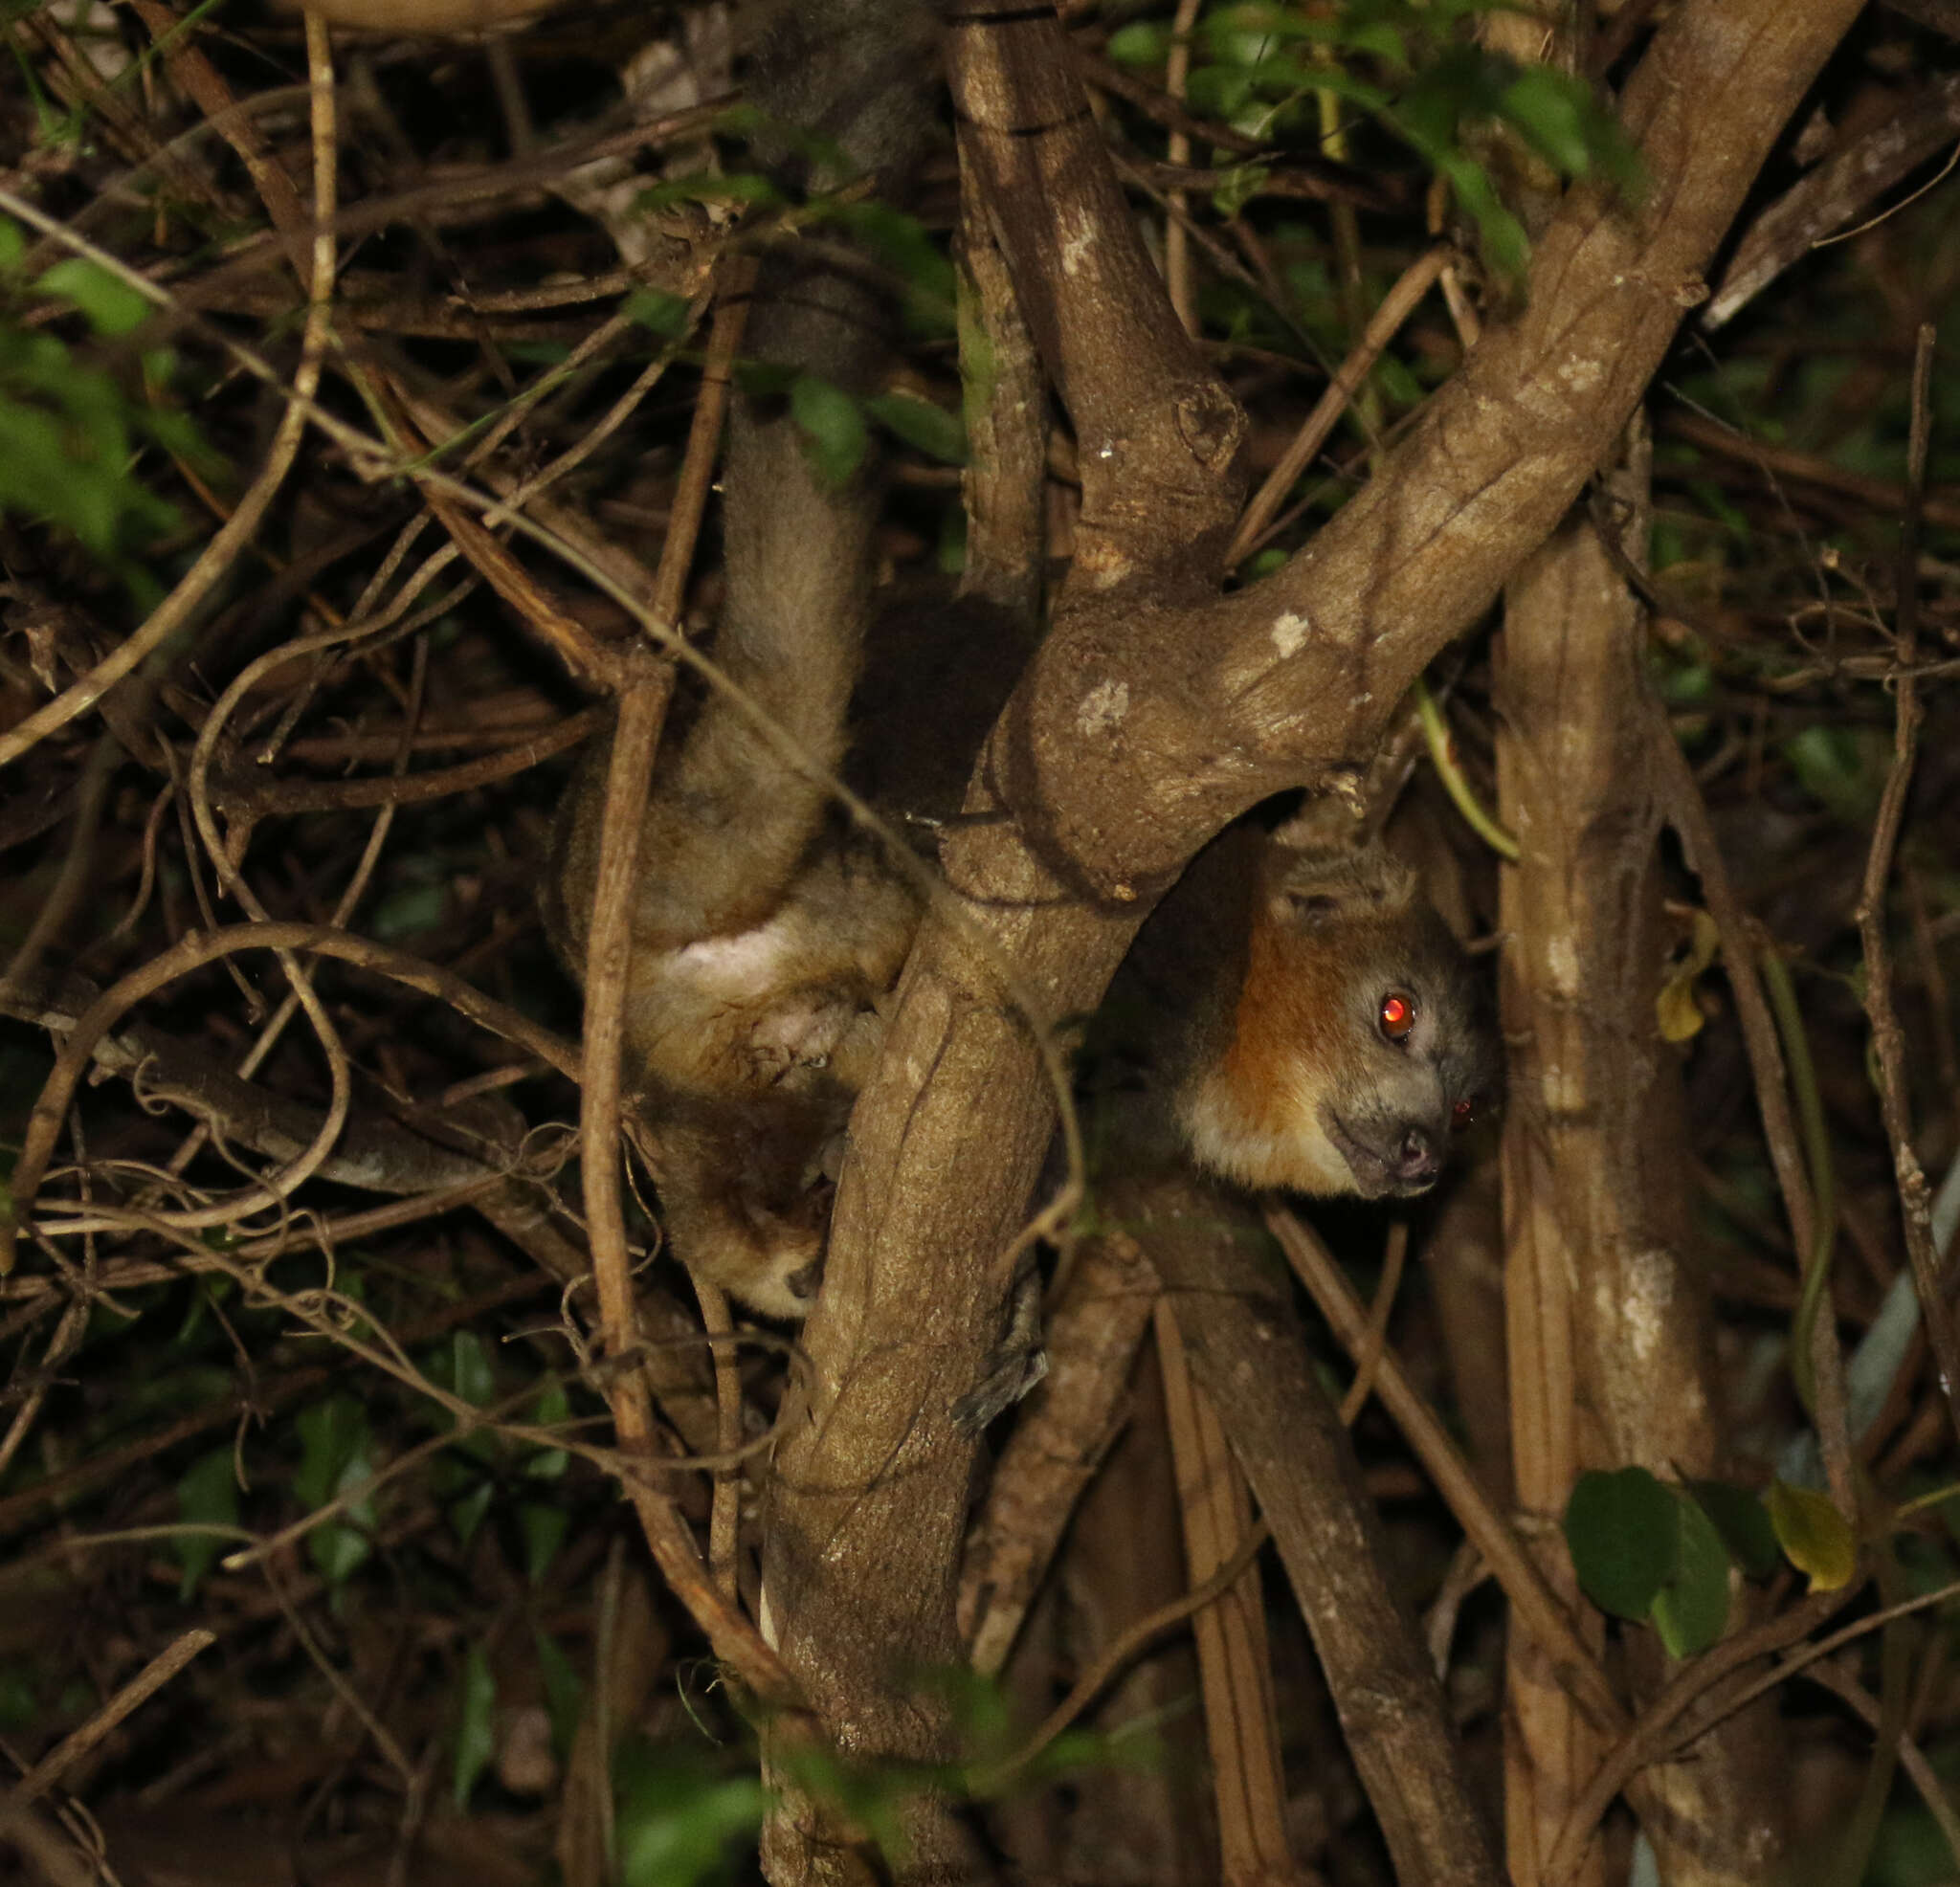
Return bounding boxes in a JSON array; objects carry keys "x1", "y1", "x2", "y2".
[{"x1": 523, "y1": 0, "x2": 1501, "y2": 1317}]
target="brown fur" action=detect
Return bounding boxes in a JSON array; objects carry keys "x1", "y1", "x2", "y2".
[{"x1": 543, "y1": 0, "x2": 945, "y2": 1316}]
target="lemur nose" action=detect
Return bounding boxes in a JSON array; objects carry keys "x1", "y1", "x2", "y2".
[{"x1": 1397, "y1": 1127, "x2": 1439, "y2": 1181}]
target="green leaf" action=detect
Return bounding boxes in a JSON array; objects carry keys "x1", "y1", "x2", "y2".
[
  {"x1": 0, "y1": 220, "x2": 23, "y2": 271},
  {"x1": 864, "y1": 391, "x2": 965, "y2": 465},
  {"x1": 294, "y1": 1396, "x2": 374, "y2": 1587},
  {"x1": 173, "y1": 1448, "x2": 239, "y2": 1601},
  {"x1": 1344, "y1": 19, "x2": 1410, "y2": 66},
  {"x1": 1498, "y1": 65, "x2": 1593, "y2": 175},
  {"x1": 535, "y1": 1630, "x2": 584, "y2": 1759},
  {"x1": 519, "y1": 1500, "x2": 569, "y2": 1584},
  {"x1": 1651, "y1": 1490, "x2": 1729, "y2": 1657},
  {"x1": 449, "y1": 1330, "x2": 496, "y2": 1410},
  {"x1": 790, "y1": 375, "x2": 869, "y2": 490},
  {"x1": 170, "y1": 1281, "x2": 215, "y2": 1348},
  {"x1": 635, "y1": 171, "x2": 780, "y2": 213},
  {"x1": 833, "y1": 204, "x2": 956, "y2": 334},
  {"x1": 1564, "y1": 1466, "x2": 1676, "y2": 1619},
  {"x1": 1106, "y1": 19, "x2": 1170, "y2": 65},
  {"x1": 1780, "y1": 724, "x2": 1888, "y2": 825},
  {"x1": 369, "y1": 881, "x2": 446, "y2": 939},
  {"x1": 1431, "y1": 148, "x2": 1529, "y2": 279},
  {"x1": 449, "y1": 1480, "x2": 494, "y2": 1550},
  {"x1": 1203, "y1": 4, "x2": 1321, "y2": 49},
  {"x1": 0, "y1": 1669, "x2": 37, "y2": 1731},
  {"x1": 613, "y1": 1739, "x2": 767, "y2": 1887},
  {"x1": 1186, "y1": 63, "x2": 1262, "y2": 124},
  {"x1": 733, "y1": 358, "x2": 796, "y2": 402},
  {"x1": 293, "y1": 1396, "x2": 368, "y2": 1510},
  {"x1": 623, "y1": 289, "x2": 695, "y2": 341},
  {"x1": 36, "y1": 258, "x2": 150, "y2": 337},
  {"x1": 453, "y1": 1647, "x2": 497, "y2": 1808},
  {"x1": 1686, "y1": 1479, "x2": 1782, "y2": 1579},
  {"x1": 523, "y1": 1381, "x2": 570, "y2": 1481},
  {"x1": 0, "y1": 385, "x2": 172, "y2": 558},
  {"x1": 310, "y1": 1515, "x2": 372, "y2": 1587},
  {"x1": 1210, "y1": 163, "x2": 1269, "y2": 220},
  {"x1": 1767, "y1": 1479, "x2": 1857, "y2": 1591}
]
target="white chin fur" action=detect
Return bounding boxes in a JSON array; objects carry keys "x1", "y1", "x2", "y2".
[
  {"x1": 724, "y1": 1261, "x2": 816, "y2": 1321},
  {"x1": 1180, "y1": 1076, "x2": 1354, "y2": 1195}
]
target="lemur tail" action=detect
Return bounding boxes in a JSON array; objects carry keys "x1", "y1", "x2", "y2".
[{"x1": 632, "y1": 0, "x2": 942, "y2": 944}]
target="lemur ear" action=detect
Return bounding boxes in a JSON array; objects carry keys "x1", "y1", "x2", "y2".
[
  {"x1": 1284, "y1": 890, "x2": 1345, "y2": 926},
  {"x1": 1268, "y1": 842, "x2": 1417, "y2": 929}
]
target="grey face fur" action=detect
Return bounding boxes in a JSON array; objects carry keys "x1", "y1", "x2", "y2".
[{"x1": 1309, "y1": 897, "x2": 1498, "y2": 1198}]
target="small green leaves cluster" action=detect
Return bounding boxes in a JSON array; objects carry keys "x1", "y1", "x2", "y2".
[
  {"x1": 1110, "y1": 0, "x2": 1641, "y2": 278},
  {"x1": 630, "y1": 164, "x2": 965, "y2": 490},
  {"x1": 610, "y1": 1740, "x2": 768, "y2": 1887},
  {"x1": 0, "y1": 219, "x2": 210, "y2": 591},
  {"x1": 424, "y1": 1328, "x2": 574, "y2": 1580},
  {"x1": 1563, "y1": 1466, "x2": 1853, "y2": 1658},
  {"x1": 731, "y1": 361, "x2": 966, "y2": 490}
]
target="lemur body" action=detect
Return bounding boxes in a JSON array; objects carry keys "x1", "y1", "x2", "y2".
[{"x1": 528, "y1": 0, "x2": 1497, "y2": 1317}]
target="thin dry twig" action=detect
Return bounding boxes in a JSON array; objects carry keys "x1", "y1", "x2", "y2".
[
  {"x1": 1649, "y1": 707, "x2": 1858, "y2": 1504},
  {"x1": 973, "y1": 1521, "x2": 1272, "y2": 1791},
  {"x1": 695, "y1": 1273, "x2": 744, "y2": 1602},
  {"x1": 6, "y1": 47, "x2": 363, "y2": 1265},
  {"x1": 1803, "y1": 1657, "x2": 1960, "y2": 1872},
  {"x1": 1162, "y1": 0, "x2": 1203, "y2": 335},
  {"x1": 3, "y1": 919, "x2": 583, "y2": 1270},
  {"x1": 1267, "y1": 1204, "x2": 1625, "y2": 1736},
  {"x1": 1855, "y1": 322, "x2": 1960, "y2": 1448},
  {"x1": 1544, "y1": 1583, "x2": 1864, "y2": 1882},
  {"x1": 653, "y1": 261, "x2": 754, "y2": 624},
  {"x1": 0, "y1": 1273, "x2": 549, "y2": 1543},
  {"x1": 1226, "y1": 244, "x2": 1450, "y2": 565},
  {"x1": 0, "y1": 234, "x2": 329, "y2": 768},
  {"x1": 213, "y1": 707, "x2": 603, "y2": 817},
  {"x1": 1, "y1": 1629, "x2": 215, "y2": 1812},
  {"x1": 1339, "y1": 1217, "x2": 1409, "y2": 1427},
  {"x1": 1662, "y1": 410, "x2": 1960, "y2": 533},
  {"x1": 565, "y1": 251, "x2": 787, "y2": 1693},
  {"x1": 571, "y1": 661, "x2": 733, "y2": 1626}
]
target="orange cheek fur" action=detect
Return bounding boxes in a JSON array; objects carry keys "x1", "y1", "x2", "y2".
[{"x1": 1214, "y1": 915, "x2": 1345, "y2": 1142}]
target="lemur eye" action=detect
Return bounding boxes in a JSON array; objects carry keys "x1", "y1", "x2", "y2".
[
  {"x1": 1452, "y1": 1098, "x2": 1475, "y2": 1129},
  {"x1": 1378, "y1": 991, "x2": 1415, "y2": 1041}
]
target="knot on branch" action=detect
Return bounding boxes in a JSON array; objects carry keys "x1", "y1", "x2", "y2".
[{"x1": 1174, "y1": 383, "x2": 1246, "y2": 475}]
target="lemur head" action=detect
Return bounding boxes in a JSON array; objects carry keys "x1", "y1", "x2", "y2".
[
  {"x1": 631, "y1": 1087, "x2": 849, "y2": 1320},
  {"x1": 1181, "y1": 839, "x2": 1498, "y2": 1200}
]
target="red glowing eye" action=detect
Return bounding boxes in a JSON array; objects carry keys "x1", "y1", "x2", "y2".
[
  {"x1": 1378, "y1": 992, "x2": 1415, "y2": 1041},
  {"x1": 1453, "y1": 1099, "x2": 1475, "y2": 1128}
]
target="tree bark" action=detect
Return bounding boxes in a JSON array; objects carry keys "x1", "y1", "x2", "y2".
[
  {"x1": 1498, "y1": 454, "x2": 1788, "y2": 1884},
  {"x1": 1139, "y1": 1175, "x2": 1503, "y2": 1887}
]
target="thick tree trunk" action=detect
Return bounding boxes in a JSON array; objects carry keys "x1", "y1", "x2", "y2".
[{"x1": 1497, "y1": 451, "x2": 1788, "y2": 1885}]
